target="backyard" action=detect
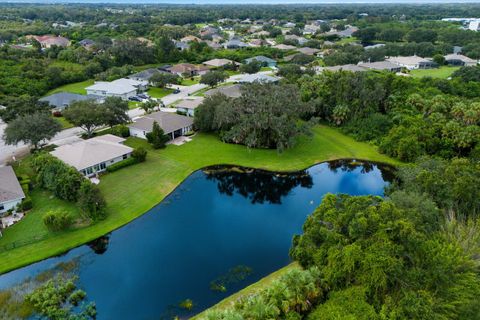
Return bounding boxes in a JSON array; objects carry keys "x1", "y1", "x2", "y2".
[
  {"x1": 46, "y1": 79, "x2": 94, "y2": 95},
  {"x1": 0, "y1": 126, "x2": 398, "y2": 274},
  {"x1": 410, "y1": 66, "x2": 460, "y2": 79}
]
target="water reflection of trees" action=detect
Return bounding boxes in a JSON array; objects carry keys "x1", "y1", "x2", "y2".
[
  {"x1": 204, "y1": 166, "x2": 313, "y2": 204},
  {"x1": 87, "y1": 234, "x2": 110, "y2": 255},
  {"x1": 327, "y1": 159, "x2": 395, "y2": 183}
]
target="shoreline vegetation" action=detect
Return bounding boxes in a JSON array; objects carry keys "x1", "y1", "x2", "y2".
[{"x1": 0, "y1": 126, "x2": 398, "y2": 275}]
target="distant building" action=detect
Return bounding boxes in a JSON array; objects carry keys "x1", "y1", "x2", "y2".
[
  {"x1": 0, "y1": 166, "x2": 25, "y2": 215},
  {"x1": 386, "y1": 56, "x2": 437, "y2": 70},
  {"x1": 296, "y1": 47, "x2": 321, "y2": 56},
  {"x1": 315, "y1": 64, "x2": 369, "y2": 74},
  {"x1": 29, "y1": 35, "x2": 70, "y2": 48},
  {"x1": 129, "y1": 112, "x2": 194, "y2": 140},
  {"x1": 174, "y1": 41, "x2": 190, "y2": 51},
  {"x1": 444, "y1": 53, "x2": 477, "y2": 67},
  {"x1": 364, "y1": 44, "x2": 385, "y2": 50},
  {"x1": 468, "y1": 20, "x2": 480, "y2": 31},
  {"x1": 128, "y1": 68, "x2": 170, "y2": 82},
  {"x1": 238, "y1": 74, "x2": 280, "y2": 84},
  {"x1": 244, "y1": 56, "x2": 277, "y2": 67},
  {"x1": 224, "y1": 39, "x2": 248, "y2": 49},
  {"x1": 272, "y1": 44, "x2": 297, "y2": 51},
  {"x1": 39, "y1": 92, "x2": 96, "y2": 111},
  {"x1": 180, "y1": 35, "x2": 201, "y2": 43},
  {"x1": 50, "y1": 135, "x2": 133, "y2": 177},
  {"x1": 86, "y1": 78, "x2": 147, "y2": 100},
  {"x1": 78, "y1": 39, "x2": 95, "y2": 50},
  {"x1": 203, "y1": 58, "x2": 240, "y2": 68},
  {"x1": 205, "y1": 84, "x2": 243, "y2": 99},
  {"x1": 358, "y1": 61, "x2": 402, "y2": 72},
  {"x1": 167, "y1": 63, "x2": 210, "y2": 76}
]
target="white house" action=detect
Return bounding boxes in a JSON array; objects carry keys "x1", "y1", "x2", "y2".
[
  {"x1": 129, "y1": 112, "x2": 194, "y2": 140},
  {"x1": 0, "y1": 166, "x2": 25, "y2": 215},
  {"x1": 50, "y1": 134, "x2": 134, "y2": 177},
  {"x1": 86, "y1": 78, "x2": 147, "y2": 100},
  {"x1": 386, "y1": 56, "x2": 437, "y2": 70}
]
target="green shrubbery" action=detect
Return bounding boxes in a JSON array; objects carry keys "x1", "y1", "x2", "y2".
[
  {"x1": 106, "y1": 157, "x2": 137, "y2": 173},
  {"x1": 25, "y1": 276, "x2": 96, "y2": 320},
  {"x1": 32, "y1": 153, "x2": 107, "y2": 220},
  {"x1": 43, "y1": 210, "x2": 73, "y2": 231},
  {"x1": 106, "y1": 148, "x2": 147, "y2": 173}
]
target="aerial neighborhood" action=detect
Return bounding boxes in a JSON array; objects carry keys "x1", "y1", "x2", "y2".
[{"x1": 0, "y1": 2, "x2": 480, "y2": 320}]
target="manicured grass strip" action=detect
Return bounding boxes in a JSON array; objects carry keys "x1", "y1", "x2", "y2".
[
  {"x1": 410, "y1": 66, "x2": 460, "y2": 79},
  {"x1": 46, "y1": 79, "x2": 94, "y2": 96},
  {"x1": 53, "y1": 116, "x2": 74, "y2": 129},
  {"x1": 181, "y1": 77, "x2": 200, "y2": 86},
  {"x1": 192, "y1": 263, "x2": 300, "y2": 319},
  {"x1": 0, "y1": 126, "x2": 398, "y2": 275},
  {"x1": 147, "y1": 87, "x2": 173, "y2": 99}
]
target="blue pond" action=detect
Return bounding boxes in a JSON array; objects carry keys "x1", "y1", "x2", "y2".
[{"x1": 0, "y1": 160, "x2": 393, "y2": 319}]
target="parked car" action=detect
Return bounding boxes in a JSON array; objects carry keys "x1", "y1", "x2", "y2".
[
  {"x1": 129, "y1": 96, "x2": 142, "y2": 102},
  {"x1": 173, "y1": 89, "x2": 180, "y2": 94},
  {"x1": 137, "y1": 93, "x2": 149, "y2": 99}
]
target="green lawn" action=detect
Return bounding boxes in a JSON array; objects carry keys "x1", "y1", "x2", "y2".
[
  {"x1": 181, "y1": 77, "x2": 200, "y2": 86},
  {"x1": 147, "y1": 87, "x2": 173, "y2": 99},
  {"x1": 192, "y1": 263, "x2": 300, "y2": 319},
  {"x1": 53, "y1": 116, "x2": 74, "y2": 129},
  {"x1": 410, "y1": 66, "x2": 460, "y2": 79},
  {"x1": 336, "y1": 36, "x2": 359, "y2": 45},
  {"x1": 0, "y1": 190, "x2": 83, "y2": 252},
  {"x1": 0, "y1": 126, "x2": 398, "y2": 274},
  {"x1": 128, "y1": 101, "x2": 141, "y2": 109},
  {"x1": 46, "y1": 79, "x2": 94, "y2": 96}
]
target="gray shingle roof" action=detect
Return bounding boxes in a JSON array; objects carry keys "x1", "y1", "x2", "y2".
[
  {"x1": 129, "y1": 112, "x2": 193, "y2": 135},
  {"x1": 205, "y1": 84, "x2": 243, "y2": 98},
  {"x1": 39, "y1": 92, "x2": 92, "y2": 109},
  {"x1": 244, "y1": 56, "x2": 276, "y2": 64},
  {"x1": 128, "y1": 68, "x2": 168, "y2": 81},
  {"x1": 0, "y1": 166, "x2": 25, "y2": 203}
]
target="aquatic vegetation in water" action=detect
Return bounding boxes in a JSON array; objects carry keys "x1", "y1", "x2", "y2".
[
  {"x1": 210, "y1": 265, "x2": 253, "y2": 293},
  {"x1": 26, "y1": 275, "x2": 96, "y2": 320},
  {"x1": 179, "y1": 298, "x2": 194, "y2": 310},
  {"x1": 0, "y1": 259, "x2": 95, "y2": 320}
]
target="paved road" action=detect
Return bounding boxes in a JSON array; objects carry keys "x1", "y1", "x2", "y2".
[{"x1": 0, "y1": 71, "x2": 275, "y2": 166}]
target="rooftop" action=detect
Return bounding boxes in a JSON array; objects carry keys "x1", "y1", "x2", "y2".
[
  {"x1": 0, "y1": 166, "x2": 25, "y2": 203},
  {"x1": 39, "y1": 92, "x2": 93, "y2": 109},
  {"x1": 50, "y1": 134, "x2": 133, "y2": 171},
  {"x1": 205, "y1": 84, "x2": 243, "y2": 98},
  {"x1": 176, "y1": 98, "x2": 205, "y2": 110},
  {"x1": 129, "y1": 112, "x2": 194, "y2": 134}
]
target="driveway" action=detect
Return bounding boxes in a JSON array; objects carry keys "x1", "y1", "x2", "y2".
[
  {"x1": 0, "y1": 122, "x2": 83, "y2": 166},
  {"x1": 0, "y1": 71, "x2": 275, "y2": 166}
]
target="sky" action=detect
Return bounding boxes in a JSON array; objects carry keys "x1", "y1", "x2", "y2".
[{"x1": 4, "y1": 0, "x2": 480, "y2": 4}]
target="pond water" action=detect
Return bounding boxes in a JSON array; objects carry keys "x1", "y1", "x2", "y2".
[{"x1": 0, "y1": 160, "x2": 393, "y2": 319}]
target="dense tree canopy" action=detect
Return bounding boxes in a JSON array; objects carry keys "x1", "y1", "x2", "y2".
[{"x1": 195, "y1": 82, "x2": 314, "y2": 151}]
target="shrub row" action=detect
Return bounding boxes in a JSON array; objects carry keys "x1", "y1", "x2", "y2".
[{"x1": 106, "y1": 148, "x2": 147, "y2": 173}]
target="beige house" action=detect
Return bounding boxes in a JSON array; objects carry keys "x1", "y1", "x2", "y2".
[
  {"x1": 50, "y1": 135, "x2": 133, "y2": 177},
  {"x1": 203, "y1": 58, "x2": 240, "y2": 68}
]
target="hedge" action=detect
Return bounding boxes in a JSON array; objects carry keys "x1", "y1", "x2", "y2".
[{"x1": 106, "y1": 157, "x2": 138, "y2": 173}]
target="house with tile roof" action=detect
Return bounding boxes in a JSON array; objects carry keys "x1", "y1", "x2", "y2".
[{"x1": 50, "y1": 134, "x2": 133, "y2": 177}]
